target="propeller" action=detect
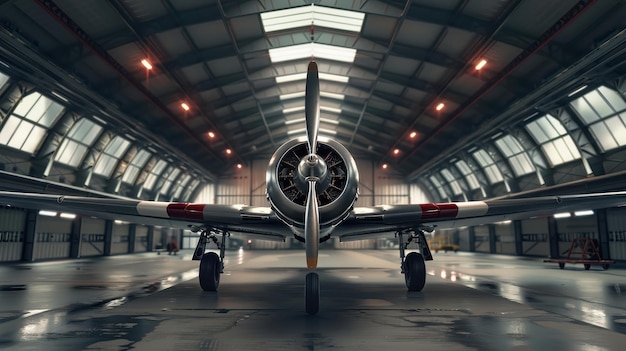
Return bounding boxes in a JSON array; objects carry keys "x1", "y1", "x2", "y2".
[{"x1": 303, "y1": 60, "x2": 322, "y2": 270}]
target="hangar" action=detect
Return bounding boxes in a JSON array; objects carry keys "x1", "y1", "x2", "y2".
[{"x1": 1, "y1": 0, "x2": 626, "y2": 349}]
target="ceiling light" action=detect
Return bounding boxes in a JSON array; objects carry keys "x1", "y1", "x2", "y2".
[
  {"x1": 207, "y1": 131, "x2": 215, "y2": 138},
  {"x1": 39, "y1": 210, "x2": 57, "y2": 217},
  {"x1": 475, "y1": 59, "x2": 487, "y2": 70},
  {"x1": 236, "y1": 164, "x2": 243, "y2": 169},
  {"x1": 409, "y1": 131, "x2": 417, "y2": 138},
  {"x1": 285, "y1": 118, "x2": 304, "y2": 125},
  {"x1": 436, "y1": 103, "x2": 445, "y2": 111},
  {"x1": 567, "y1": 85, "x2": 588, "y2": 97},
  {"x1": 225, "y1": 148, "x2": 232, "y2": 155},
  {"x1": 269, "y1": 43, "x2": 356, "y2": 63},
  {"x1": 181, "y1": 102, "x2": 190, "y2": 111},
  {"x1": 393, "y1": 149, "x2": 400, "y2": 155},
  {"x1": 382, "y1": 164, "x2": 388, "y2": 169},
  {"x1": 60, "y1": 213, "x2": 76, "y2": 219},
  {"x1": 261, "y1": 4, "x2": 364, "y2": 33},
  {"x1": 574, "y1": 210, "x2": 594, "y2": 216},
  {"x1": 321, "y1": 118, "x2": 339, "y2": 125},
  {"x1": 319, "y1": 128, "x2": 337, "y2": 135},
  {"x1": 554, "y1": 212, "x2": 571, "y2": 218},
  {"x1": 141, "y1": 59, "x2": 153, "y2": 70}
]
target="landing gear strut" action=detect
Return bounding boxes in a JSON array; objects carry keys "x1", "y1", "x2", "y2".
[
  {"x1": 397, "y1": 228, "x2": 433, "y2": 291},
  {"x1": 193, "y1": 228, "x2": 229, "y2": 291}
]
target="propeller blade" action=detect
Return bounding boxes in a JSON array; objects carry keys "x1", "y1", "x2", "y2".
[
  {"x1": 305, "y1": 61, "x2": 320, "y2": 154},
  {"x1": 304, "y1": 180, "x2": 319, "y2": 270}
]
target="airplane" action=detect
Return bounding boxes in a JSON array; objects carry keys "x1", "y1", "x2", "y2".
[{"x1": 2, "y1": 60, "x2": 626, "y2": 315}]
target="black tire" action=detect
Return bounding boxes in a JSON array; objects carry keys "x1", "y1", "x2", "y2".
[
  {"x1": 584, "y1": 264, "x2": 591, "y2": 271},
  {"x1": 404, "y1": 252, "x2": 426, "y2": 291},
  {"x1": 199, "y1": 252, "x2": 221, "y2": 291},
  {"x1": 559, "y1": 263, "x2": 565, "y2": 269},
  {"x1": 305, "y1": 272, "x2": 320, "y2": 315}
]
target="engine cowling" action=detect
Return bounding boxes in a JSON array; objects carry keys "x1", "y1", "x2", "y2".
[{"x1": 266, "y1": 138, "x2": 359, "y2": 230}]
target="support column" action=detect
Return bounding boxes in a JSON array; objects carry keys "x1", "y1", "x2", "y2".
[
  {"x1": 69, "y1": 216, "x2": 82, "y2": 258},
  {"x1": 21, "y1": 210, "x2": 38, "y2": 262},
  {"x1": 468, "y1": 226, "x2": 476, "y2": 252},
  {"x1": 128, "y1": 224, "x2": 136, "y2": 254},
  {"x1": 103, "y1": 220, "x2": 113, "y2": 256},
  {"x1": 548, "y1": 217, "x2": 559, "y2": 258},
  {"x1": 146, "y1": 226, "x2": 154, "y2": 252},
  {"x1": 596, "y1": 209, "x2": 610, "y2": 260},
  {"x1": 513, "y1": 220, "x2": 523, "y2": 256},
  {"x1": 488, "y1": 224, "x2": 497, "y2": 254}
]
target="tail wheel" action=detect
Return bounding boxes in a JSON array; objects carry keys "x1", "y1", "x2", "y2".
[
  {"x1": 404, "y1": 252, "x2": 426, "y2": 291},
  {"x1": 305, "y1": 272, "x2": 320, "y2": 315},
  {"x1": 199, "y1": 252, "x2": 221, "y2": 291}
]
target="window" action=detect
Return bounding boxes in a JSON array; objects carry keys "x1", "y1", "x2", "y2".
[
  {"x1": 525, "y1": 114, "x2": 581, "y2": 166},
  {"x1": 55, "y1": 118, "x2": 103, "y2": 167},
  {"x1": 494, "y1": 135, "x2": 535, "y2": 176},
  {"x1": 172, "y1": 174, "x2": 192, "y2": 199},
  {"x1": 261, "y1": 4, "x2": 364, "y2": 33},
  {"x1": 0, "y1": 92, "x2": 64, "y2": 154},
  {"x1": 122, "y1": 149, "x2": 151, "y2": 184},
  {"x1": 440, "y1": 169, "x2": 462, "y2": 195},
  {"x1": 143, "y1": 159, "x2": 167, "y2": 191},
  {"x1": 472, "y1": 149, "x2": 503, "y2": 184},
  {"x1": 454, "y1": 160, "x2": 480, "y2": 190},
  {"x1": 0, "y1": 70, "x2": 9, "y2": 90},
  {"x1": 428, "y1": 175, "x2": 447, "y2": 199},
  {"x1": 93, "y1": 136, "x2": 131, "y2": 177},
  {"x1": 570, "y1": 86, "x2": 626, "y2": 151},
  {"x1": 159, "y1": 167, "x2": 181, "y2": 195}
]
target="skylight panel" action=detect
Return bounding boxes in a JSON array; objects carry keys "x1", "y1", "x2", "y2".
[
  {"x1": 321, "y1": 92, "x2": 345, "y2": 100},
  {"x1": 261, "y1": 4, "x2": 364, "y2": 33},
  {"x1": 280, "y1": 92, "x2": 306, "y2": 100},
  {"x1": 276, "y1": 72, "x2": 348, "y2": 84},
  {"x1": 269, "y1": 43, "x2": 356, "y2": 63}
]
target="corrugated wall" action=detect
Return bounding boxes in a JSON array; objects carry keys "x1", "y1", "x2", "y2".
[{"x1": 0, "y1": 208, "x2": 25, "y2": 261}]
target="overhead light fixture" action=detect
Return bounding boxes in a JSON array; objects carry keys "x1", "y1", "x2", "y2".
[
  {"x1": 436, "y1": 103, "x2": 445, "y2": 111},
  {"x1": 285, "y1": 118, "x2": 304, "y2": 125},
  {"x1": 393, "y1": 149, "x2": 400, "y2": 155},
  {"x1": 207, "y1": 131, "x2": 215, "y2": 138},
  {"x1": 181, "y1": 102, "x2": 190, "y2": 111},
  {"x1": 39, "y1": 210, "x2": 57, "y2": 217},
  {"x1": 283, "y1": 106, "x2": 305, "y2": 114},
  {"x1": 382, "y1": 164, "x2": 388, "y2": 169},
  {"x1": 236, "y1": 163, "x2": 243, "y2": 169},
  {"x1": 225, "y1": 149, "x2": 232, "y2": 155},
  {"x1": 141, "y1": 59, "x2": 153, "y2": 70},
  {"x1": 261, "y1": 4, "x2": 365, "y2": 33},
  {"x1": 574, "y1": 210, "x2": 594, "y2": 216},
  {"x1": 409, "y1": 131, "x2": 417, "y2": 138},
  {"x1": 320, "y1": 106, "x2": 341, "y2": 114},
  {"x1": 554, "y1": 212, "x2": 571, "y2": 219},
  {"x1": 475, "y1": 59, "x2": 487, "y2": 70},
  {"x1": 60, "y1": 213, "x2": 76, "y2": 219},
  {"x1": 269, "y1": 43, "x2": 356, "y2": 63}
]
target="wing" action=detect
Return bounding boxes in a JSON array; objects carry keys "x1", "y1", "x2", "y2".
[
  {"x1": 336, "y1": 191, "x2": 626, "y2": 242},
  {"x1": 0, "y1": 191, "x2": 289, "y2": 241}
]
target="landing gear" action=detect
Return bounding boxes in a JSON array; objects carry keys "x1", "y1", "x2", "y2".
[
  {"x1": 192, "y1": 228, "x2": 229, "y2": 292},
  {"x1": 397, "y1": 228, "x2": 432, "y2": 292},
  {"x1": 305, "y1": 272, "x2": 320, "y2": 315}
]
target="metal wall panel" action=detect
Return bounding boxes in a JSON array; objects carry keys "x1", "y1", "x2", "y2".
[
  {"x1": 135, "y1": 225, "x2": 148, "y2": 252},
  {"x1": 607, "y1": 208, "x2": 626, "y2": 260},
  {"x1": 80, "y1": 217, "x2": 105, "y2": 257},
  {"x1": 33, "y1": 216, "x2": 72, "y2": 260},
  {"x1": 0, "y1": 208, "x2": 25, "y2": 261},
  {"x1": 111, "y1": 222, "x2": 130, "y2": 255},
  {"x1": 520, "y1": 218, "x2": 550, "y2": 257},
  {"x1": 556, "y1": 215, "x2": 597, "y2": 257},
  {"x1": 474, "y1": 225, "x2": 490, "y2": 253},
  {"x1": 495, "y1": 221, "x2": 515, "y2": 254}
]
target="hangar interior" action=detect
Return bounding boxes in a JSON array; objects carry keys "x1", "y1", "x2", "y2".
[{"x1": 0, "y1": 0, "x2": 626, "y2": 262}]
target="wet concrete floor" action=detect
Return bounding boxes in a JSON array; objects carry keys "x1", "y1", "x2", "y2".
[{"x1": 1, "y1": 249, "x2": 626, "y2": 350}]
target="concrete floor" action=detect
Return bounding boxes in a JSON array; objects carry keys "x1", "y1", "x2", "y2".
[{"x1": 1, "y1": 249, "x2": 625, "y2": 350}]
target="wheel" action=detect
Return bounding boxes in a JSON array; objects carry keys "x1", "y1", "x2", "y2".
[
  {"x1": 558, "y1": 263, "x2": 565, "y2": 269},
  {"x1": 602, "y1": 264, "x2": 610, "y2": 270},
  {"x1": 404, "y1": 252, "x2": 426, "y2": 292},
  {"x1": 199, "y1": 252, "x2": 221, "y2": 291},
  {"x1": 584, "y1": 264, "x2": 591, "y2": 270},
  {"x1": 305, "y1": 272, "x2": 320, "y2": 315}
]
